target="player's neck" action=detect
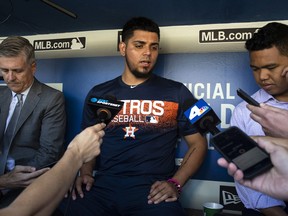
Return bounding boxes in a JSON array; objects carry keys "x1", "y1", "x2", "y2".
[{"x1": 121, "y1": 72, "x2": 149, "y2": 86}]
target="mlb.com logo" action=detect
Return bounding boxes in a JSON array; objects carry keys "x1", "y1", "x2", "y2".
[{"x1": 184, "y1": 99, "x2": 211, "y2": 124}]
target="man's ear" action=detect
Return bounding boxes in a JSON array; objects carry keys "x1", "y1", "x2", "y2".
[
  {"x1": 119, "y1": 42, "x2": 126, "y2": 56},
  {"x1": 31, "y1": 62, "x2": 37, "y2": 75},
  {"x1": 281, "y1": 66, "x2": 288, "y2": 77}
]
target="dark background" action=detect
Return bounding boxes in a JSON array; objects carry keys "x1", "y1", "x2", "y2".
[{"x1": 1, "y1": 0, "x2": 288, "y2": 37}]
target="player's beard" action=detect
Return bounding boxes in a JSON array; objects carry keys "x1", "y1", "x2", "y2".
[{"x1": 126, "y1": 58, "x2": 155, "y2": 79}]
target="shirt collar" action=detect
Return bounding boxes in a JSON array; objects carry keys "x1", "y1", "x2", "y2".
[{"x1": 11, "y1": 80, "x2": 33, "y2": 101}]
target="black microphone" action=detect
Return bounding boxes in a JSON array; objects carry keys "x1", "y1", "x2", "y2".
[
  {"x1": 183, "y1": 98, "x2": 221, "y2": 135},
  {"x1": 87, "y1": 95, "x2": 124, "y2": 125}
]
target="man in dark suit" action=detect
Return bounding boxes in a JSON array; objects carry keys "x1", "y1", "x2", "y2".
[{"x1": 0, "y1": 36, "x2": 66, "y2": 207}]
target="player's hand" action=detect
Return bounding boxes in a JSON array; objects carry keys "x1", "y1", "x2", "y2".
[
  {"x1": 147, "y1": 180, "x2": 179, "y2": 204},
  {"x1": 70, "y1": 174, "x2": 94, "y2": 200}
]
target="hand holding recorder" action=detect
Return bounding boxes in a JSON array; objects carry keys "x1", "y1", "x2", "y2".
[
  {"x1": 238, "y1": 88, "x2": 288, "y2": 138},
  {"x1": 247, "y1": 104, "x2": 288, "y2": 138},
  {"x1": 217, "y1": 136, "x2": 288, "y2": 201},
  {"x1": 183, "y1": 93, "x2": 273, "y2": 180}
]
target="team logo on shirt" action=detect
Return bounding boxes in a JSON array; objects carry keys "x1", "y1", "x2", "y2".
[
  {"x1": 113, "y1": 100, "x2": 178, "y2": 139},
  {"x1": 145, "y1": 116, "x2": 159, "y2": 123},
  {"x1": 123, "y1": 123, "x2": 139, "y2": 139}
]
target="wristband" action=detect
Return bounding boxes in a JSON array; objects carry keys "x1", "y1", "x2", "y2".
[{"x1": 167, "y1": 178, "x2": 182, "y2": 195}]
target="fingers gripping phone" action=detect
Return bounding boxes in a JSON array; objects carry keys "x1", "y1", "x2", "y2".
[
  {"x1": 237, "y1": 88, "x2": 260, "y2": 107},
  {"x1": 211, "y1": 126, "x2": 273, "y2": 179}
]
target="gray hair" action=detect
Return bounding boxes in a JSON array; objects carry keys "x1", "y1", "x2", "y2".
[{"x1": 0, "y1": 36, "x2": 35, "y2": 64}]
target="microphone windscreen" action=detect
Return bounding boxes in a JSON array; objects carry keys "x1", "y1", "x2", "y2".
[
  {"x1": 183, "y1": 98, "x2": 221, "y2": 135},
  {"x1": 87, "y1": 95, "x2": 124, "y2": 125}
]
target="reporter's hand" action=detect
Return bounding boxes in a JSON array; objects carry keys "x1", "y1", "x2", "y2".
[
  {"x1": 67, "y1": 123, "x2": 106, "y2": 164},
  {"x1": 247, "y1": 104, "x2": 288, "y2": 138},
  {"x1": 0, "y1": 165, "x2": 49, "y2": 189},
  {"x1": 65, "y1": 123, "x2": 106, "y2": 200},
  {"x1": 217, "y1": 158, "x2": 244, "y2": 180},
  {"x1": 217, "y1": 136, "x2": 288, "y2": 200},
  {"x1": 147, "y1": 180, "x2": 179, "y2": 204}
]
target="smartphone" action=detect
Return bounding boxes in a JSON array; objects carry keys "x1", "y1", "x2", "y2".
[
  {"x1": 37, "y1": 161, "x2": 57, "y2": 170},
  {"x1": 237, "y1": 88, "x2": 260, "y2": 107},
  {"x1": 211, "y1": 126, "x2": 273, "y2": 179}
]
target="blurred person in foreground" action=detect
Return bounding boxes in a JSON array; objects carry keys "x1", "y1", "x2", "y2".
[{"x1": 0, "y1": 123, "x2": 105, "y2": 216}]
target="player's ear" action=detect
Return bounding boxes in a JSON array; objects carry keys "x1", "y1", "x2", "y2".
[{"x1": 119, "y1": 42, "x2": 126, "y2": 56}]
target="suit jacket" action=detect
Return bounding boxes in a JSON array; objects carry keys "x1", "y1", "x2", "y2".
[{"x1": 0, "y1": 78, "x2": 66, "y2": 169}]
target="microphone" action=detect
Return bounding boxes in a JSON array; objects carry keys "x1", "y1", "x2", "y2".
[
  {"x1": 183, "y1": 98, "x2": 221, "y2": 135},
  {"x1": 87, "y1": 95, "x2": 124, "y2": 125}
]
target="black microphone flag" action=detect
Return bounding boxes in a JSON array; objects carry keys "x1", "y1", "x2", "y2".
[{"x1": 87, "y1": 95, "x2": 124, "y2": 125}]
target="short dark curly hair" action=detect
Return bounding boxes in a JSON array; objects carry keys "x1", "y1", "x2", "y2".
[
  {"x1": 245, "y1": 22, "x2": 288, "y2": 56},
  {"x1": 121, "y1": 17, "x2": 160, "y2": 43}
]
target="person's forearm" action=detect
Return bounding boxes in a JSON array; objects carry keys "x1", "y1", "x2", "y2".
[
  {"x1": 173, "y1": 138, "x2": 207, "y2": 187},
  {"x1": 6, "y1": 148, "x2": 82, "y2": 216},
  {"x1": 80, "y1": 158, "x2": 96, "y2": 176}
]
